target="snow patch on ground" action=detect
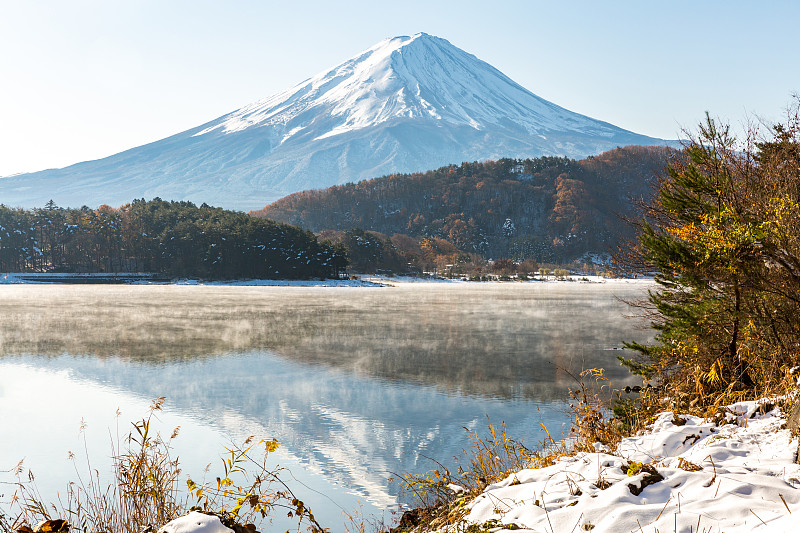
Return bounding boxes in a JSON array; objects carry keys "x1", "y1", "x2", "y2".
[
  {"x1": 158, "y1": 512, "x2": 232, "y2": 533},
  {"x1": 447, "y1": 399, "x2": 800, "y2": 532}
]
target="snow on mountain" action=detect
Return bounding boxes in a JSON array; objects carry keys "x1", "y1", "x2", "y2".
[
  {"x1": 195, "y1": 33, "x2": 611, "y2": 142},
  {"x1": 0, "y1": 33, "x2": 671, "y2": 212}
]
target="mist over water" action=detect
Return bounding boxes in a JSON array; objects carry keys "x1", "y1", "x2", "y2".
[{"x1": 0, "y1": 282, "x2": 653, "y2": 527}]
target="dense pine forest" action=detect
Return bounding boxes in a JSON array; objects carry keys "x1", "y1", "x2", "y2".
[
  {"x1": 0, "y1": 199, "x2": 346, "y2": 279},
  {"x1": 253, "y1": 146, "x2": 674, "y2": 263}
]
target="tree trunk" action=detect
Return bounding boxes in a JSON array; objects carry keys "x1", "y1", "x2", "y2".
[{"x1": 729, "y1": 278, "x2": 754, "y2": 386}]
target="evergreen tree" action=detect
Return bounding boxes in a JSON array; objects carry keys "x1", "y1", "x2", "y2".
[
  {"x1": 625, "y1": 108, "x2": 800, "y2": 402},
  {"x1": 0, "y1": 199, "x2": 348, "y2": 280}
]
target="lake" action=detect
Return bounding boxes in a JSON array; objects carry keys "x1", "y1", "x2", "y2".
[{"x1": 0, "y1": 281, "x2": 653, "y2": 529}]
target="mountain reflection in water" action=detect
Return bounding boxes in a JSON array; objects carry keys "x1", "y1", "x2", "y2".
[{"x1": 0, "y1": 282, "x2": 653, "y2": 523}]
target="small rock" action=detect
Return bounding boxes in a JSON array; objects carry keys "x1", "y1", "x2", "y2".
[
  {"x1": 627, "y1": 465, "x2": 664, "y2": 496},
  {"x1": 389, "y1": 509, "x2": 423, "y2": 533}
]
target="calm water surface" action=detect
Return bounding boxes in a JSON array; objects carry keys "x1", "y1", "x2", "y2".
[{"x1": 0, "y1": 282, "x2": 652, "y2": 528}]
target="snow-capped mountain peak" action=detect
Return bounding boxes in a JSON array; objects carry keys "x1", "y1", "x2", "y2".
[
  {"x1": 0, "y1": 33, "x2": 671, "y2": 211},
  {"x1": 195, "y1": 32, "x2": 603, "y2": 143}
]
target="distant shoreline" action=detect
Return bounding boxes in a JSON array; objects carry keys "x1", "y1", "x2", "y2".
[
  {"x1": 0, "y1": 272, "x2": 654, "y2": 287},
  {"x1": 0, "y1": 272, "x2": 384, "y2": 287}
]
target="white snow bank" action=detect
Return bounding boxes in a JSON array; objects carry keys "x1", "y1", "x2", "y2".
[
  {"x1": 158, "y1": 512, "x2": 232, "y2": 533},
  {"x1": 448, "y1": 399, "x2": 800, "y2": 532}
]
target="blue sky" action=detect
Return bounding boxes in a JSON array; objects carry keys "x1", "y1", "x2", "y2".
[{"x1": 1, "y1": 0, "x2": 798, "y2": 176}]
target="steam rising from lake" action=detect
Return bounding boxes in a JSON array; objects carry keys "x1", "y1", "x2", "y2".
[{"x1": 0, "y1": 282, "x2": 653, "y2": 526}]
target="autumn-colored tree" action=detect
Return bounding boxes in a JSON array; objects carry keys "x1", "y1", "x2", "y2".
[
  {"x1": 491, "y1": 258, "x2": 516, "y2": 275},
  {"x1": 517, "y1": 259, "x2": 539, "y2": 277},
  {"x1": 254, "y1": 149, "x2": 671, "y2": 263},
  {"x1": 626, "y1": 106, "x2": 800, "y2": 403}
]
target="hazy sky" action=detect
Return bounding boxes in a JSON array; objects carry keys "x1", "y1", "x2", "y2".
[{"x1": 1, "y1": 0, "x2": 798, "y2": 177}]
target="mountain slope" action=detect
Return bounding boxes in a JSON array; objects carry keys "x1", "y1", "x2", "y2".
[
  {"x1": 254, "y1": 146, "x2": 675, "y2": 262},
  {"x1": 0, "y1": 33, "x2": 670, "y2": 211}
]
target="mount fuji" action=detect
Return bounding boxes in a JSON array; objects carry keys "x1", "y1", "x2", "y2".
[{"x1": 0, "y1": 33, "x2": 670, "y2": 211}]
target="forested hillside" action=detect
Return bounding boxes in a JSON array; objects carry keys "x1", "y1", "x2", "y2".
[
  {"x1": 0, "y1": 199, "x2": 346, "y2": 279},
  {"x1": 253, "y1": 146, "x2": 674, "y2": 262}
]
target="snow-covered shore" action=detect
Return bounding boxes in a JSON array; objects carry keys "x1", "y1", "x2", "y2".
[
  {"x1": 444, "y1": 399, "x2": 799, "y2": 532},
  {"x1": 142, "y1": 277, "x2": 790, "y2": 531},
  {"x1": 0, "y1": 272, "x2": 385, "y2": 287},
  {"x1": 0, "y1": 272, "x2": 651, "y2": 287},
  {"x1": 153, "y1": 399, "x2": 800, "y2": 533},
  {"x1": 360, "y1": 274, "x2": 653, "y2": 286}
]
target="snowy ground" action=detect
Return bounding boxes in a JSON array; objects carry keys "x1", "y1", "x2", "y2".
[
  {"x1": 360, "y1": 274, "x2": 653, "y2": 286},
  {"x1": 156, "y1": 399, "x2": 800, "y2": 533},
  {"x1": 0, "y1": 272, "x2": 650, "y2": 287},
  {"x1": 447, "y1": 399, "x2": 799, "y2": 533}
]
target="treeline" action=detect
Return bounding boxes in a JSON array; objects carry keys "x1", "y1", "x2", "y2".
[
  {"x1": 0, "y1": 199, "x2": 346, "y2": 279},
  {"x1": 318, "y1": 227, "x2": 546, "y2": 278},
  {"x1": 319, "y1": 227, "x2": 476, "y2": 274},
  {"x1": 253, "y1": 146, "x2": 673, "y2": 263}
]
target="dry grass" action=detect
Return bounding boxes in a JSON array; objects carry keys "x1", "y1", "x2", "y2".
[
  {"x1": 393, "y1": 413, "x2": 579, "y2": 532},
  {"x1": 456, "y1": 420, "x2": 535, "y2": 493},
  {"x1": 3, "y1": 398, "x2": 327, "y2": 533},
  {"x1": 7, "y1": 397, "x2": 182, "y2": 533},
  {"x1": 391, "y1": 421, "x2": 537, "y2": 532},
  {"x1": 390, "y1": 368, "x2": 676, "y2": 532},
  {"x1": 184, "y1": 437, "x2": 326, "y2": 533},
  {"x1": 0, "y1": 508, "x2": 12, "y2": 533}
]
